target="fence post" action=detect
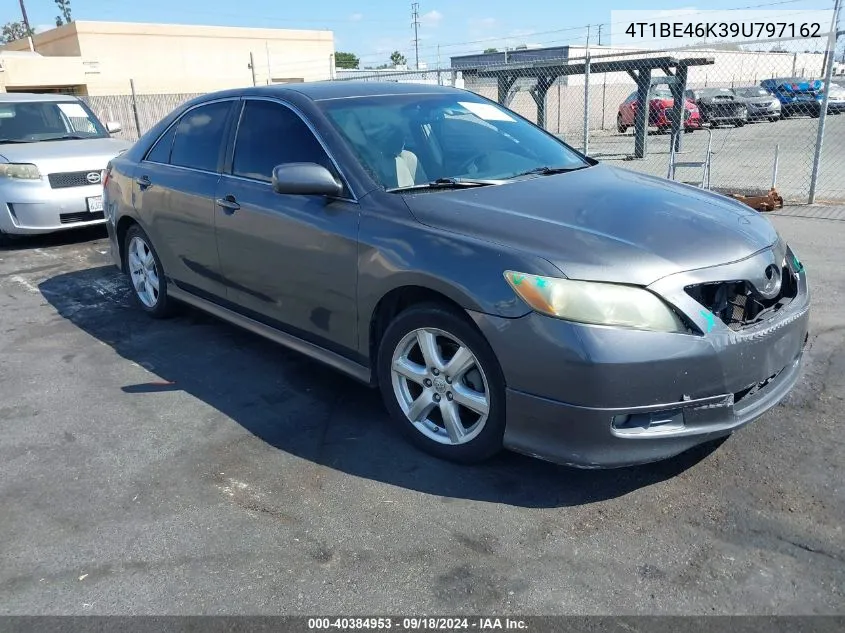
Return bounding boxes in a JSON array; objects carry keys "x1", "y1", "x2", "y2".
[
  {"x1": 129, "y1": 79, "x2": 142, "y2": 141},
  {"x1": 583, "y1": 52, "x2": 591, "y2": 155},
  {"x1": 808, "y1": 0, "x2": 842, "y2": 204}
]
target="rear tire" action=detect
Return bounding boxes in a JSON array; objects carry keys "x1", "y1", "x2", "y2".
[
  {"x1": 124, "y1": 224, "x2": 173, "y2": 319},
  {"x1": 377, "y1": 303, "x2": 506, "y2": 464},
  {"x1": 616, "y1": 114, "x2": 627, "y2": 134}
]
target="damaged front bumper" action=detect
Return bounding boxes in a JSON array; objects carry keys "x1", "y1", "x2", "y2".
[{"x1": 470, "y1": 247, "x2": 810, "y2": 468}]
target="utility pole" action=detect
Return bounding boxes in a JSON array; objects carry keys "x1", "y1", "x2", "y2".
[
  {"x1": 411, "y1": 2, "x2": 421, "y2": 70},
  {"x1": 597, "y1": 24, "x2": 602, "y2": 47},
  {"x1": 18, "y1": 0, "x2": 35, "y2": 52}
]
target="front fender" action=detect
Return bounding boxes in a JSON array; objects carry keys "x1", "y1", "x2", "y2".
[{"x1": 357, "y1": 206, "x2": 563, "y2": 357}]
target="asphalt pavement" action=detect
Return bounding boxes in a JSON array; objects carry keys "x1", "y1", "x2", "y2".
[{"x1": 0, "y1": 209, "x2": 843, "y2": 615}]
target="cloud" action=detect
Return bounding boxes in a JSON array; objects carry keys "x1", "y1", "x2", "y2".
[
  {"x1": 469, "y1": 17, "x2": 496, "y2": 29},
  {"x1": 420, "y1": 10, "x2": 443, "y2": 27},
  {"x1": 349, "y1": 13, "x2": 363, "y2": 22}
]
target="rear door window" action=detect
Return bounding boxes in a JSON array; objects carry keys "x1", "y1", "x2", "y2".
[{"x1": 169, "y1": 101, "x2": 233, "y2": 172}]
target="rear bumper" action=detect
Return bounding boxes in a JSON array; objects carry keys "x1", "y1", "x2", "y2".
[{"x1": 0, "y1": 180, "x2": 105, "y2": 235}]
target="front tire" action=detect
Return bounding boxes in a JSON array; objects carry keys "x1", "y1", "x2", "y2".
[
  {"x1": 377, "y1": 303, "x2": 506, "y2": 464},
  {"x1": 124, "y1": 224, "x2": 173, "y2": 318}
]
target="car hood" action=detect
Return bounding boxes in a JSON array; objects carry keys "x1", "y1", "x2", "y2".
[
  {"x1": 401, "y1": 164, "x2": 778, "y2": 286},
  {"x1": 698, "y1": 94, "x2": 740, "y2": 103},
  {"x1": 0, "y1": 137, "x2": 132, "y2": 175},
  {"x1": 743, "y1": 96, "x2": 780, "y2": 105}
]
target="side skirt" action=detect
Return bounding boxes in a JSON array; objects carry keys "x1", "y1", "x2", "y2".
[{"x1": 167, "y1": 284, "x2": 373, "y2": 386}]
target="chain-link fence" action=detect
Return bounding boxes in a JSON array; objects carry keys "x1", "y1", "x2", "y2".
[
  {"x1": 76, "y1": 32, "x2": 844, "y2": 204},
  {"x1": 79, "y1": 92, "x2": 203, "y2": 142},
  {"x1": 334, "y1": 36, "x2": 845, "y2": 204}
]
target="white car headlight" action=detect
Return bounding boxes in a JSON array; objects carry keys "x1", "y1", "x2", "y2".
[
  {"x1": 504, "y1": 271, "x2": 687, "y2": 333},
  {"x1": 0, "y1": 163, "x2": 41, "y2": 180}
]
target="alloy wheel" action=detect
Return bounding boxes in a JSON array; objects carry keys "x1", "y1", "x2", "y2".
[
  {"x1": 390, "y1": 327, "x2": 490, "y2": 445},
  {"x1": 128, "y1": 235, "x2": 160, "y2": 308}
]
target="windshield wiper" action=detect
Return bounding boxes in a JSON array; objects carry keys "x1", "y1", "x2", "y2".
[
  {"x1": 508, "y1": 165, "x2": 589, "y2": 179},
  {"x1": 41, "y1": 134, "x2": 91, "y2": 141},
  {"x1": 386, "y1": 177, "x2": 502, "y2": 193}
]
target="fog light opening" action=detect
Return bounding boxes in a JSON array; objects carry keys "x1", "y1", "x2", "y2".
[{"x1": 612, "y1": 409, "x2": 686, "y2": 434}]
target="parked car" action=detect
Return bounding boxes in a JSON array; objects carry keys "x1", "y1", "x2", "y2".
[
  {"x1": 821, "y1": 81, "x2": 845, "y2": 114},
  {"x1": 760, "y1": 77, "x2": 824, "y2": 118},
  {"x1": 0, "y1": 93, "x2": 130, "y2": 244},
  {"x1": 104, "y1": 83, "x2": 809, "y2": 468},
  {"x1": 617, "y1": 86, "x2": 701, "y2": 134},
  {"x1": 684, "y1": 87, "x2": 747, "y2": 127},
  {"x1": 731, "y1": 86, "x2": 781, "y2": 122}
]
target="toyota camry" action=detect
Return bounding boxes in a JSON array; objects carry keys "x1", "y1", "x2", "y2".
[{"x1": 103, "y1": 82, "x2": 810, "y2": 468}]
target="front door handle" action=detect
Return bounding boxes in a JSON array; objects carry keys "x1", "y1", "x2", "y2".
[
  {"x1": 135, "y1": 175, "x2": 152, "y2": 189},
  {"x1": 216, "y1": 195, "x2": 240, "y2": 214}
]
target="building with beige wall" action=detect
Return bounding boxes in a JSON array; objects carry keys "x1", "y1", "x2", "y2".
[{"x1": 1, "y1": 20, "x2": 335, "y2": 95}]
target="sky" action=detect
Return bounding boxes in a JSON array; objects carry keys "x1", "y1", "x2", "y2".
[{"x1": 11, "y1": 0, "x2": 843, "y2": 67}]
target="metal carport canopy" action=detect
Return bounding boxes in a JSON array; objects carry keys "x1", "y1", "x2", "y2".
[{"x1": 474, "y1": 55, "x2": 715, "y2": 158}]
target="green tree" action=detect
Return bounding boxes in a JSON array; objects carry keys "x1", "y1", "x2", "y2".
[
  {"x1": 389, "y1": 50, "x2": 407, "y2": 67},
  {"x1": 483, "y1": 47, "x2": 498, "y2": 54},
  {"x1": 54, "y1": 0, "x2": 72, "y2": 27},
  {"x1": 515, "y1": 44, "x2": 528, "y2": 50},
  {"x1": 335, "y1": 51, "x2": 360, "y2": 69},
  {"x1": 1, "y1": 21, "x2": 33, "y2": 43}
]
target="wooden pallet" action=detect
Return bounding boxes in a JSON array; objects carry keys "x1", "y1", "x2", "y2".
[{"x1": 728, "y1": 188, "x2": 784, "y2": 212}]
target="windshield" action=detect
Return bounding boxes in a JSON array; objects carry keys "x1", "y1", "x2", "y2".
[
  {"x1": 650, "y1": 87, "x2": 673, "y2": 99},
  {"x1": 737, "y1": 87, "x2": 772, "y2": 97},
  {"x1": 318, "y1": 93, "x2": 590, "y2": 190},
  {"x1": 0, "y1": 100, "x2": 108, "y2": 143}
]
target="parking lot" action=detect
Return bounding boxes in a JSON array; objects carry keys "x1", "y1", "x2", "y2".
[
  {"x1": 0, "y1": 210, "x2": 843, "y2": 615},
  {"x1": 585, "y1": 114, "x2": 845, "y2": 203}
]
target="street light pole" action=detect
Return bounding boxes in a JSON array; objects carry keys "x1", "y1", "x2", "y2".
[{"x1": 18, "y1": 0, "x2": 35, "y2": 51}]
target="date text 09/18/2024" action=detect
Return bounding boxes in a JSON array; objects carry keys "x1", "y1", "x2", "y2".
[{"x1": 307, "y1": 618, "x2": 528, "y2": 631}]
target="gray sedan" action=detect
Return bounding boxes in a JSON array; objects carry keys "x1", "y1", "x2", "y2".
[
  {"x1": 103, "y1": 82, "x2": 810, "y2": 468},
  {"x1": 732, "y1": 86, "x2": 782, "y2": 122}
]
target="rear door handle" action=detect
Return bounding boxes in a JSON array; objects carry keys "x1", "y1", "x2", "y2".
[
  {"x1": 215, "y1": 195, "x2": 240, "y2": 213},
  {"x1": 136, "y1": 175, "x2": 151, "y2": 189}
]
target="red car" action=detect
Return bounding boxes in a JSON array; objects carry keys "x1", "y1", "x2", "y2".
[{"x1": 617, "y1": 87, "x2": 701, "y2": 134}]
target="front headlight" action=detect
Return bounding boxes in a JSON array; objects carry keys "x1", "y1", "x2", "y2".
[
  {"x1": 0, "y1": 163, "x2": 41, "y2": 180},
  {"x1": 504, "y1": 271, "x2": 686, "y2": 333}
]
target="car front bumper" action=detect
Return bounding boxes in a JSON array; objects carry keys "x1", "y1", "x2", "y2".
[
  {"x1": 747, "y1": 104, "x2": 781, "y2": 118},
  {"x1": 0, "y1": 179, "x2": 106, "y2": 235},
  {"x1": 470, "y1": 265, "x2": 810, "y2": 468}
]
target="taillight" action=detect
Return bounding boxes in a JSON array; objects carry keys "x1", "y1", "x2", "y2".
[{"x1": 102, "y1": 168, "x2": 110, "y2": 189}]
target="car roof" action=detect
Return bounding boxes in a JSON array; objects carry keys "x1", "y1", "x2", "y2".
[
  {"x1": 0, "y1": 92, "x2": 80, "y2": 103},
  {"x1": 194, "y1": 81, "x2": 470, "y2": 104}
]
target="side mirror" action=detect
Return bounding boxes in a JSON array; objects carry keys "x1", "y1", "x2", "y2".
[
  {"x1": 106, "y1": 121, "x2": 122, "y2": 134},
  {"x1": 272, "y1": 163, "x2": 343, "y2": 197}
]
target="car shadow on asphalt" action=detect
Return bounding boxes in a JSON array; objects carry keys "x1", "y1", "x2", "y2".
[
  {"x1": 0, "y1": 226, "x2": 107, "y2": 251},
  {"x1": 39, "y1": 265, "x2": 720, "y2": 509}
]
